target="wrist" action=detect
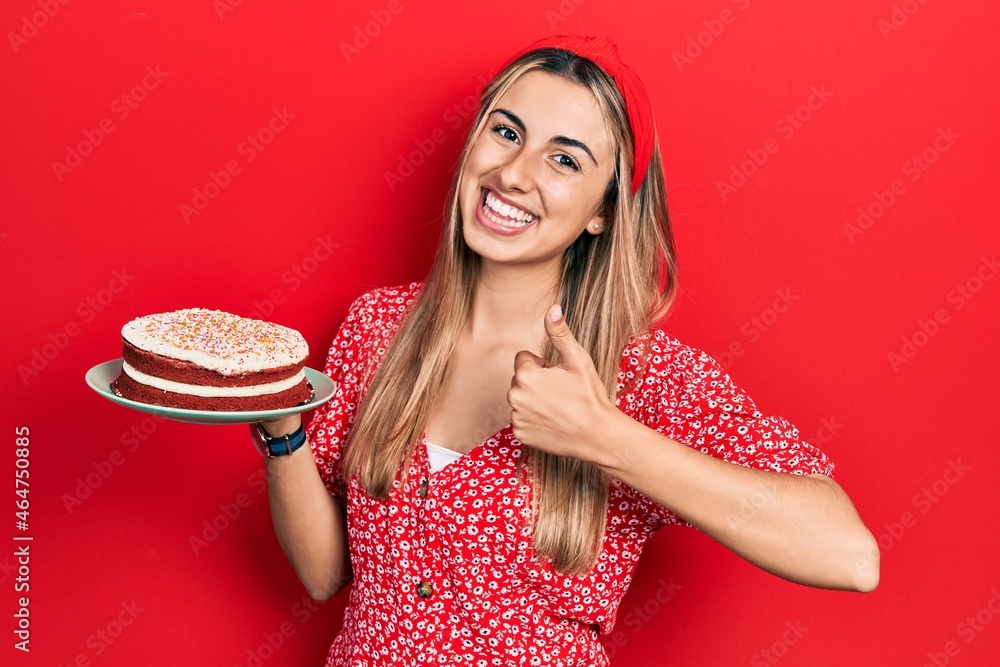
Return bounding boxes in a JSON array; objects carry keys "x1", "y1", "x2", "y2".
[
  {"x1": 251, "y1": 416, "x2": 307, "y2": 458},
  {"x1": 260, "y1": 415, "x2": 301, "y2": 438},
  {"x1": 588, "y1": 407, "x2": 642, "y2": 476}
]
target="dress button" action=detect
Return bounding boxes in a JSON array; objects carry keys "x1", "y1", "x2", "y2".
[
  {"x1": 416, "y1": 580, "x2": 433, "y2": 598},
  {"x1": 418, "y1": 480, "x2": 428, "y2": 498}
]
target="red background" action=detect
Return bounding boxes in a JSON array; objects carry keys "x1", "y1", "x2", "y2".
[{"x1": 3, "y1": 1, "x2": 999, "y2": 665}]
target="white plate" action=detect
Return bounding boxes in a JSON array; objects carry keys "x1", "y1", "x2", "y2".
[{"x1": 85, "y1": 359, "x2": 336, "y2": 425}]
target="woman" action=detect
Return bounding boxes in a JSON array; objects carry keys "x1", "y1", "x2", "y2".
[{"x1": 252, "y1": 35, "x2": 879, "y2": 666}]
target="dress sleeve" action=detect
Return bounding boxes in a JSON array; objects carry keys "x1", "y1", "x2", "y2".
[
  {"x1": 306, "y1": 294, "x2": 369, "y2": 499},
  {"x1": 624, "y1": 330, "x2": 836, "y2": 529}
]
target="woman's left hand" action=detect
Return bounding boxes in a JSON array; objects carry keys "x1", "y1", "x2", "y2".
[{"x1": 507, "y1": 305, "x2": 619, "y2": 463}]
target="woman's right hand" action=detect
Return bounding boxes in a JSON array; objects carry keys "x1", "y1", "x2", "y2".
[{"x1": 260, "y1": 414, "x2": 302, "y2": 438}]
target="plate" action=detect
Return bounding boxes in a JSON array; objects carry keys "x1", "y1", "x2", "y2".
[{"x1": 85, "y1": 359, "x2": 336, "y2": 425}]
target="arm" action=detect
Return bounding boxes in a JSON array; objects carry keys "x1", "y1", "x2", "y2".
[
  {"x1": 257, "y1": 289, "x2": 378, "y2": 599},
  {"x1": 508, "y1": 305, "x2": 879, "y2": 592},
  {"x1": 260, "y1": 414, "x2": 352, "y2": 601},
  {"x1": 589, "y1": 407, "x2": 879, "y2": 592}
]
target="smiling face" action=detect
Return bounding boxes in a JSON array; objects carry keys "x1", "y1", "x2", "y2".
[{"x1": 458, "y1": 69, "x2": 617, "y2": 277}]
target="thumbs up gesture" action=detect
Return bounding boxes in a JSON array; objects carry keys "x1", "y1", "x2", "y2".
[{"x1": 507, "y1": 305, "x2": 617, "y2": 462}]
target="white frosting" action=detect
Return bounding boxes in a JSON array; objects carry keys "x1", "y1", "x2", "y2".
[
  {"x1": 121, "y1": 308, "x2": 308, "y2": 375},
  {"x1": 122, "y1": 362, "x2": 306, "y2": 397}
]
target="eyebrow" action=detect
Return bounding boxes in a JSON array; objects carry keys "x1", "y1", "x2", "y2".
[{"x1": 493, "y1": 108, "x2": 599, "y2": 167}]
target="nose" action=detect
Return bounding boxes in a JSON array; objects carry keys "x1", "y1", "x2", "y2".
[{"x1": 496, "y1": 146, "x2": 535, "y2": 193}]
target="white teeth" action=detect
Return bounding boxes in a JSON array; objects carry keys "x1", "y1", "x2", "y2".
[
  {"x1": 484, "y1": 204, "x2": 531, "y2": 228},
  {"x1": 484, "y1": 190, "x2": 535, "y2": 225}
]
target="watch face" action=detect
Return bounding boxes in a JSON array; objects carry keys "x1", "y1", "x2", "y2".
[
  {"x1": 249, "y1": 423, "x2": 270, "y2": 457},
  {"x1": 249, "y1": 422, "x2": 305, "y2": 457}
]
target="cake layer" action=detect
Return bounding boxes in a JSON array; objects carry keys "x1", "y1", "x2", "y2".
[
  {"x1": 121, "y1": 308, "x2": 308, "y2": 374},
  {"x1": 122, "y1": 340, "x2": 302, "y2": 388},
  {"x1": 112, "y1": 371, "x2": 312, "y2": 411},
  {"x1": 120, "y1": 362, "x2": 306, "y2": 397}
]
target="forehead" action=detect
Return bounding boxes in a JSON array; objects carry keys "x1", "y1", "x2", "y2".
[{"x1": 493, "y1": 69, "x2": 612, "y2": 159}]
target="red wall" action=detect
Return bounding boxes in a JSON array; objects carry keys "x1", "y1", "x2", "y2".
[{"x1": 3, "y1": 1, "x2": 999, "y2": 665}]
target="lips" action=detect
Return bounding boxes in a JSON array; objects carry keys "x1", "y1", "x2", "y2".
[{"x1": 476, "y1": 187, "x2": 539, "y2": 236}]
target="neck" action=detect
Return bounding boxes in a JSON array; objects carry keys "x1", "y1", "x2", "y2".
[{"x1": 469, "y1": 259, "x2": 560, "y2": 345}]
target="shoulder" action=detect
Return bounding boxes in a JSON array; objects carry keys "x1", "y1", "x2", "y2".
[
  {"x1": 622, "y1": 327, "x2": 727, "y2": 386},
  {"x1": 346, "y1": 281, "x2": 424, "y2": 317},
  {"x1": 319, "y1": 281, "x2": 424, "y2": 372},
  {"x1": 342, "y1": 281, "x2": 424, "y2": 334},
  {"x1": 619, "y1": 328, "x2": 750, "y2": 413}
]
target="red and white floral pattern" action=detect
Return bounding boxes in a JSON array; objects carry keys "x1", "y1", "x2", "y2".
[{"x1": 307, "y1": 283, "x2": 834, "y2": 666}]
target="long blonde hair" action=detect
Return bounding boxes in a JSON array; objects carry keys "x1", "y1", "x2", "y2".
[{"x1": 342, "y1": 48, "x2": 679, "y2": 575}]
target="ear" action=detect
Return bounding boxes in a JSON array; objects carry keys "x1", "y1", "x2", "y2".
[{"x1": 585, "y1": 212, "x2": 608, "y2": 236}]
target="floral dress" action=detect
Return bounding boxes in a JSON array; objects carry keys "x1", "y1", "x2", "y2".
[{"x1": 307, "y1": 283, "x2": 834, "y2": 666}]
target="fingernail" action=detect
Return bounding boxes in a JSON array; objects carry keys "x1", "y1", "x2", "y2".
[{"x1": 550, "y1": 305, "x2": 562, "y2": 322}]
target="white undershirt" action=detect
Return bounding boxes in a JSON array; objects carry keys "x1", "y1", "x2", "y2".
[{"x1": 424, "y1": 440, "x2": 463, "y2": 472}]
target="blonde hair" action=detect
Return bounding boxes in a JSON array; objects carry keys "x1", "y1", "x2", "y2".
[{"x1": 343, "y1": 48, "x2": 679, "y2": 575}]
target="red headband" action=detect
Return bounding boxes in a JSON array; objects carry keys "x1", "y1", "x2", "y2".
[{"x1": 496, "y1": 35, "x2": 656, "y2": 195}]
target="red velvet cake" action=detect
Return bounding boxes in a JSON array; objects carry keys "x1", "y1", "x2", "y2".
[{"x1": 111, "y1": 308, "x2": 311, "y2": 411}]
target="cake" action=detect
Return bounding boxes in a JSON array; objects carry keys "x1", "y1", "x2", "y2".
[{"x1": 111, "y1": 308, "x2": 312, "y2": 411}]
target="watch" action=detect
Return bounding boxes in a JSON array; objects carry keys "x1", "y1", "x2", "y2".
[{"x1": 249, "y1": 421, "x2": 307, "y2": 458}]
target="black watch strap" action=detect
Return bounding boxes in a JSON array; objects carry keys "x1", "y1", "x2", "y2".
[{"x1": 251, "y1": 422, "x2": 307, "y2": 458}]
